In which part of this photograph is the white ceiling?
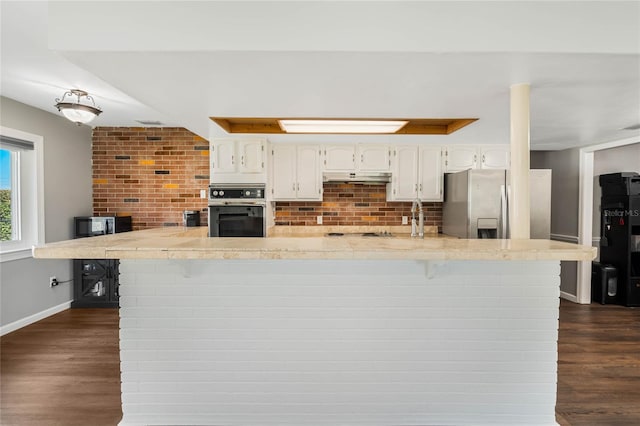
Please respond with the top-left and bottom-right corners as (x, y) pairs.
(1, 1), (639, 150)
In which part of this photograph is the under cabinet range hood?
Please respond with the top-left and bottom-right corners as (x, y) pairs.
(322, 172), (391, 184)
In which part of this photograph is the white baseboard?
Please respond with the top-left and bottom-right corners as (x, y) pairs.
(550, 233), (579, 243)
(1, 301), (71, 336)
(560, 291), (579, 303)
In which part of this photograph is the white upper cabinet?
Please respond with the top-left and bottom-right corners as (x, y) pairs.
(323, 144), (390, 172)
(210, 138), (266, 183)
(388, 145), (443, 201)
(296, 145), (323, 199)
(479, 145), (510, 169)
(211, 139), (237, 174)
(271, 145), (297, 199)
(323, 145), (356, 171)
(444, 145), (478, 172)
(444, 145), (509, 172)
(357, 144), (391, 171)
(271, 144), (322, 201)
(418, 146), (443, 200)
(390, 145), (420, 200)
(238, 139), (266, 173)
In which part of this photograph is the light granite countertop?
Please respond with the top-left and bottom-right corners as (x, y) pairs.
(32, 226), (597, 261)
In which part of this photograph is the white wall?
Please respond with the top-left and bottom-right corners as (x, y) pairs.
(119, 258), (561, 426)
(592, 143), (640, 248)
(0, 96), (92, 332)
(531, 149), (580, 298)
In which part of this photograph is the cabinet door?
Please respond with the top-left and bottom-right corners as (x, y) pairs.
(480, 145), (510, 169)
(271, 145), (297, 200)
(239, 139), (265, 173)
(296, 145), (322, 200)
(418, 146), (443, 201)
(445, 146), (478, 172)
(323, 145), (356, 171)
(358, 144), (390, 171)
(211, 139), (237, 174)
(391, 145), (419, 200)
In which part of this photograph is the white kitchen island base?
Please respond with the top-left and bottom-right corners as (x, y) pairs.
(118, 259), (561, 426)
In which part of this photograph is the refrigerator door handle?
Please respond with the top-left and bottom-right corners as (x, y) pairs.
(500, 184), (508, 238)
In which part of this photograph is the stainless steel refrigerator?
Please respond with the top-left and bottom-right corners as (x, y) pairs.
(443, 169), (551, 239)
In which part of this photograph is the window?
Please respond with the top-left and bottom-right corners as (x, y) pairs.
(0, 127), (44, 262)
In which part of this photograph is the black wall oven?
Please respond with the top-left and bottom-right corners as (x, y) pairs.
(208, 184), (266, 237)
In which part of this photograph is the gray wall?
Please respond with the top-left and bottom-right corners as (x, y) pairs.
(0, 96), (92, 328)
(531, 148), (580, 296)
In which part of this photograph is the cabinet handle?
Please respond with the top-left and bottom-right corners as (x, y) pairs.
(292, 183), (296, 191)
(361, 154), (364, 163)
(473, 154), (477, 164)
(482, 154), (486, 164)
(415, 183), (418, 193)
(231, 155), (235, 165)
(297, 183), (300, 191)
(419, 183), (423, 192)
(353, 154), (355, 163)
(241, 155), (245, 165)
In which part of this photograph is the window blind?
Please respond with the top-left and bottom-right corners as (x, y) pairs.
(0, 135), (34, 151)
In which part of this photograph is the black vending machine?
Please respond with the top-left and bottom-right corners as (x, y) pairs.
(71, 216), (132, 308)
(598, 173), (640, 307)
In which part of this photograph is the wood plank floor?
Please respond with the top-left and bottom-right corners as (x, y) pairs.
(1, 308), (121, 426)
(556, 300), (640, 426)
(1, 300), (639, 425)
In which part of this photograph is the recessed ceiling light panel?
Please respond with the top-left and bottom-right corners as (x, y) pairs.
(278, 119), (408, 134)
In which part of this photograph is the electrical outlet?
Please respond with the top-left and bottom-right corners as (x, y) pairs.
(317, 216), (323, 225)
(402, 216), (408, 225)
(200, 189), (207, 198)
(49, 276), (58, 287)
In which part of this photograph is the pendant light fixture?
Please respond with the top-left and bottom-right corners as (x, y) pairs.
(54, 89), (102, 125)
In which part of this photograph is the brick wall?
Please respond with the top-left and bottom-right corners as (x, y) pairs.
(92, 127), (209, 230)
(275, 183), (443, 230)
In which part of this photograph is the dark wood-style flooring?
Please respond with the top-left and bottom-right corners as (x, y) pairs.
(1, 309), (121, 426)
(1, 300), (639, 426)
(556, 300), (640, 426)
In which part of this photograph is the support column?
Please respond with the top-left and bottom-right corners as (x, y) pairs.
(509, 83), (531, 239)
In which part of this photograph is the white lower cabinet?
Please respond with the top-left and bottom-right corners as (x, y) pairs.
(271, 145), (322, 201)
(388, 145), (443, 201)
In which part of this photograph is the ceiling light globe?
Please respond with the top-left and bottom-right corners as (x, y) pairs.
(60, 107), (98, 125)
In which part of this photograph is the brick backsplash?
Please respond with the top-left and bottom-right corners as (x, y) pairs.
(275, 183), (443, 230)
(92, 128), (443, 231)
(92, 127), (209, 230)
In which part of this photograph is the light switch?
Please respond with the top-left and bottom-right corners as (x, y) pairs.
(402, 216), (408, 225)
(200, 189), (207, 198)
(317, 216), (323, 225)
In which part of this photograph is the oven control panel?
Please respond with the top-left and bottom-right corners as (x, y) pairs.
(209, 184), (265, 200)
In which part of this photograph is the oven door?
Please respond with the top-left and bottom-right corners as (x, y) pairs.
(208, 205), (265, 237)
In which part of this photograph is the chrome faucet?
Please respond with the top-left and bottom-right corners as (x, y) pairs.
(411, 198), (424, 238)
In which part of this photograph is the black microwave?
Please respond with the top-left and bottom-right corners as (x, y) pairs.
(74, 216), (132, 238)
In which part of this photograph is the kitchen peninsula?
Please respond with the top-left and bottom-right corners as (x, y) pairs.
(34, 227), (595, 426)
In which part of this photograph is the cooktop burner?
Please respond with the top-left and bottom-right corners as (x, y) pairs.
(325, 232), (392, 237)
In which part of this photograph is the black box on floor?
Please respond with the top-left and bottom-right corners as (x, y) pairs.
(591, 262), (618, 304)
